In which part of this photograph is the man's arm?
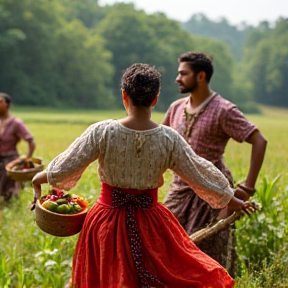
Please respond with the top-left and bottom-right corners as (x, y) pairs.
(235, 130), (267, 201)
(27, 139), (36, 158)
(245, 130), (267, 188)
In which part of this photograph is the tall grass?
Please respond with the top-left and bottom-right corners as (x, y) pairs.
(0, 107), (287, 287)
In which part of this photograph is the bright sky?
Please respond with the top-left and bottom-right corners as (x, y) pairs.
(99, 0), (288, 26)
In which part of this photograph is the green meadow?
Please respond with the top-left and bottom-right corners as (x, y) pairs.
(1, 106), (288, 287)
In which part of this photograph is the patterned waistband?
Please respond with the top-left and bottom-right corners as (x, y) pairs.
(97, 182), (158, 207)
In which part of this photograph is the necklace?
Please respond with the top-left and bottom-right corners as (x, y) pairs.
(183, 93), (216, 139)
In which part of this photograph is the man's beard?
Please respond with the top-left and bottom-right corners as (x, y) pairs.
(179, 82), (198, 94)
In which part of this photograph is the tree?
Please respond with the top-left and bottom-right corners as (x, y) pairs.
(96, 3), (158, 107)
(97, 4), (198, 111)
(241, 18), (288, 107)
(52, 19), (114, 108)
(0, 0), (114, 108)
(182, 13), (252, 62)
(58, 0), (104, 28)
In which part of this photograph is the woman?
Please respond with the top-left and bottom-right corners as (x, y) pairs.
(0, 92), (35, 201)
(32, 63), (253, 287)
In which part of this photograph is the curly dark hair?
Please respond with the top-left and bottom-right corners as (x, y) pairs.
(178, 51), (213, 83)
(121, 63), (161, 107)
(0, 92), (11, 105)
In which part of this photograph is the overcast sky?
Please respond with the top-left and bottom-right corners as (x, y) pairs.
(98, 0), (288, 26)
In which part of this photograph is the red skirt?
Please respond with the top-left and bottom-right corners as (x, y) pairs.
(71, 183), (234, 288)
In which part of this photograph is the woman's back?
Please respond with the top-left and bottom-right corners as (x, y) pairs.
(98, 120), (175, 189)
(47, 119), (178, 190)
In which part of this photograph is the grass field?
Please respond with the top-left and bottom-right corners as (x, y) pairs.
(1, 106), (287, 287)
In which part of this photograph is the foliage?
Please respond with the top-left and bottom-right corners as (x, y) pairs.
(0, 0), (287, 110)
(58, 0), (104, 28)
(96, 3), (194, 111)
(0, 0), (114, 109)
(235, 175), (288, 269)
(182, 13), (253, 61)
(0, 196), (77, 288)
(50, 19), (114, 108)
(241, 19), (288, 107)
(96, 3), (240, 111)
(235, 247), (288, 287)
(96, 3), (160, 107)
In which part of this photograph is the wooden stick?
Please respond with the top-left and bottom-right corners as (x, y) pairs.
(189, 211), (242, 243)
(189, 201), (260, 243)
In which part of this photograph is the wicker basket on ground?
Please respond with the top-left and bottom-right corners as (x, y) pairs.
(6, 157), (43, 182)
(35, 200), (88, 237)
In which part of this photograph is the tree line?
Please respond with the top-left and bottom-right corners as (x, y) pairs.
(0, 0), (287, 112)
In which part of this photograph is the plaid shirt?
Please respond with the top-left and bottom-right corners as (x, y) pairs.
(162, 94), (257, 177)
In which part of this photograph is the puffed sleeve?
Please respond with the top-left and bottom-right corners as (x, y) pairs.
(46, 120), (110, 190)
(170, 133), (234, 209)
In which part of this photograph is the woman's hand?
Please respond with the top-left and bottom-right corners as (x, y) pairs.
(32, 171), (48, 202)
(227, 196), (257, 216)
(218, 194), (259, 220)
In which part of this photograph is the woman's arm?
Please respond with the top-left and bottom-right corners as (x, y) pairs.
(170, 134), (234, 209)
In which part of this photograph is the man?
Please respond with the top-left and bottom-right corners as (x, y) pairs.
(162, 51), (267, 276)
(0, 92), (35, 201)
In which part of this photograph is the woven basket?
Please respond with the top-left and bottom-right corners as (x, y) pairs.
(6, 157), (43, 182)
(35, 200), (88, 237)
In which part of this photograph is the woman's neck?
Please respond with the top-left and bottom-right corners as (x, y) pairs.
(119, 107), (158, 130)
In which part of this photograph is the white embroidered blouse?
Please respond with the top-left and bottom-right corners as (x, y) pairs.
(47, 119), (234, 209)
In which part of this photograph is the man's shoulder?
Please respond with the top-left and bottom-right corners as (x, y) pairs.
(12, 117), (28, 130)
(7, 114), (23, 126)
(10, 116), (34, 138)
(211, 94), (236, 110)
(14, 117), (24, 124)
